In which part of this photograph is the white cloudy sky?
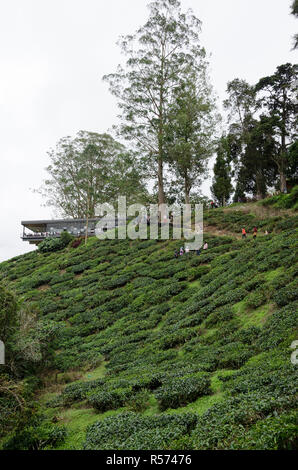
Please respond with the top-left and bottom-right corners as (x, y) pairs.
(0, 0), (296, 262)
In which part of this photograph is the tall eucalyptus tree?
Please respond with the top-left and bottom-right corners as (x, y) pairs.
(103, 0), (207, 208)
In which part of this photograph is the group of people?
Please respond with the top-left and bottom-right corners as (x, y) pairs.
(174, 242), (208, 258)
(242, 227), (269, 240)
(173, 225), (270, 259)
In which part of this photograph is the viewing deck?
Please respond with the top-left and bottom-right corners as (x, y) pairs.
(21, 217), (125, 245)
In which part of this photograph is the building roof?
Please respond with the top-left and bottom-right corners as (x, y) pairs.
(21, 217), (125, 232)
(22, 218), (102, 225)
(21, 218), (101, 232)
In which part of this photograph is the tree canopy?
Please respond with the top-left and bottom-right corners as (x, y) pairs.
(39, 131), (147, 218)
(103, 0), (210, 207)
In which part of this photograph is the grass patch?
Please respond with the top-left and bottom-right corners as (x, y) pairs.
(234, 300), (275, 328)
(82, 362), (107, 381)
(264, 268), (284, 281)
(189, 279), (201, 289)
(210, 369), (235, 394)
(165, 393), (224, 416)
(56, 408), (100, 450)
(143, 395), (160, 416)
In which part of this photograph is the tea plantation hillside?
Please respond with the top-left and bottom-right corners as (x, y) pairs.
(0, 205), (297, 450)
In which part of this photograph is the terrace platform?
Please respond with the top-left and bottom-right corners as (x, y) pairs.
(21, 217), (124, 245)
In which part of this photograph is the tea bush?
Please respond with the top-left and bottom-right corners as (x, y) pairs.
(38, 232), (73, 253)
(0, 206), (297, 450)
(84, 412), (198, 450)
(88, 388), (133, 412)
(154, 374), (211, 410)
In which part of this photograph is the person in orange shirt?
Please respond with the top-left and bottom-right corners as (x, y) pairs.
(242, 228), (247, 239)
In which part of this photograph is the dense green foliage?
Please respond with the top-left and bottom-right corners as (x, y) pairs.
(0, 206), (297, 450)
(260, 186), (298, 210)
(38, 231), (74, 253)
(38, 131), (147, 218)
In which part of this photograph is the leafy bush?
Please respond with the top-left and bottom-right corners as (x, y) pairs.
(236, 413), (298, 450)
(261, 186), (298, 210)
(0, 207), (297, 450)
(246, 288), (267, 308)
(88, 388), (133, 412)
(84, 412), (197, 450)
(272, 281), (298, 306)
(126, 389), (151, 412)
(154, 374), (211, 411)
(38, 232), (73, 253)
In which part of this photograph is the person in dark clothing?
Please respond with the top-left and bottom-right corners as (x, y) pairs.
(174, 249), (179, 259)
(211, 201), (214, 209)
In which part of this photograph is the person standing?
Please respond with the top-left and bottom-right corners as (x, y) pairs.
(203, 242), (208, 250)
(242, 228), (247, 239)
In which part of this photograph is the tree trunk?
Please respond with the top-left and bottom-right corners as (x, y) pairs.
(280, 172), (287, 194)
(280, 89), (288, 194)
(158, 156), (166, 207)
(255, 170), (264, 200)
(184, 174), (190, 205)
(85, 193), (90, 246)
(157, 39), (166, 219)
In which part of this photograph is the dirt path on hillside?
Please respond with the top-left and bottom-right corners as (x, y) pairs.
(222, 203), (292, 219)
(203, 225), (241, 239)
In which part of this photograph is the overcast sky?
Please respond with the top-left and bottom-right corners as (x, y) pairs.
(0, 0), (296, 262)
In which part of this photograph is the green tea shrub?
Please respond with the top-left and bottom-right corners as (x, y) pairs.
(273, 282), (298, 306)
(88, 387), (133, 412)
(246, 288), (267, 308)
(242, 274), (265, 292)
(84, 412), (197, 450)
(126, 389), (151, 412)
(160, 328), (197, 350)
(131, 374), (163, 392)
(38, 232), (73, 253)
(62, 378), (106, 404)
(256, 302), (298, 350)
(154, 374), (211, 410)
(2, 409), (67, 450)
(205, 306), (234, 327)
(236, 413), (298, 450)
(261, 186), (298, 211)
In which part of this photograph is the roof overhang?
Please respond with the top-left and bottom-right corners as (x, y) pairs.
(21, 218), (105, 233)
